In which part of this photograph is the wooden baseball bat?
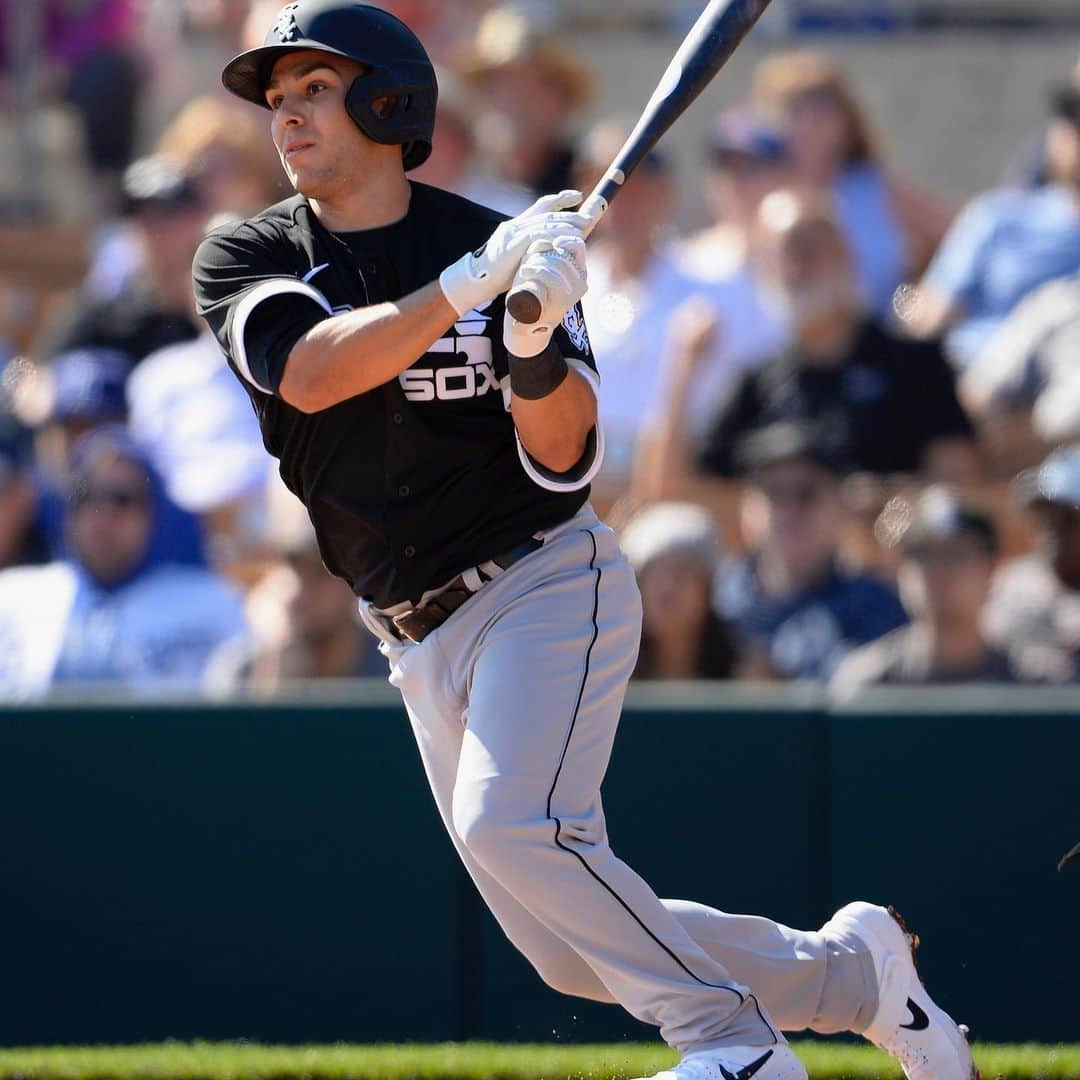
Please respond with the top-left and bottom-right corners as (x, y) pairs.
(505, 0), (774, 325)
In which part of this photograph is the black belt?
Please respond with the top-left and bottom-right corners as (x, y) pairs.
(370, 537), (544, 644)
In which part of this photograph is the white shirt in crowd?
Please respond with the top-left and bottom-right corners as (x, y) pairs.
(0, 562), (249, 701)
(582, 244), (786, 483)
(127, 330), (271, 515)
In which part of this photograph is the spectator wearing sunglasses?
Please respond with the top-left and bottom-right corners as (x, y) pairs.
(714, 422), (907, 681)
(831, 488), (1059, 697)
(0, 429), (247, 700)
(22, 347), (206, 569)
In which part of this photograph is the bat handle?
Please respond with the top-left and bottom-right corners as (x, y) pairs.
(505, 190), (611, 325)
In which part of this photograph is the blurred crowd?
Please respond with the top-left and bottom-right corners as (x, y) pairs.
(0, 0), (1078, 700)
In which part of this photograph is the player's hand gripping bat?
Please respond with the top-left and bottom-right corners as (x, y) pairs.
(505, 0), (774, 325)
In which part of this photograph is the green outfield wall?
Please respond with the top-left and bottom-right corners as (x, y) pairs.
(1, 685), (1077, 1047)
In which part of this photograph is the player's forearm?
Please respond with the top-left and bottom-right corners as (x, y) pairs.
(511, 369), (597, 474)
(280, 281), (455, 413)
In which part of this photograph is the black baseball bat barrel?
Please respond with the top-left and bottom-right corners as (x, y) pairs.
(505, 0), (773, 325)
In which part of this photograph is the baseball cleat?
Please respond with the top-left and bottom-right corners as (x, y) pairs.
(630, 1044), (807, 1080)
(823, 901), (979, 1080)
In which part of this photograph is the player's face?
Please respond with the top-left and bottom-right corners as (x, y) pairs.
(266, 51), (376, 197)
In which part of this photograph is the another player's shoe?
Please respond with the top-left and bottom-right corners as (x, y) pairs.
(630, 1044), (807, 1080)
(824, 901), (979, 1080)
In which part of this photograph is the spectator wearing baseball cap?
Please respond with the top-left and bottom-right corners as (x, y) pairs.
(907, 82), (1080, 368)
(0, 429), (247, 700)
(17, 347), (207, 571)
(641, 109), (791, 467)
(695, 191), (979, 483)
(621, 502), (739, 680)
(983, 446), (1080, 682)
(27, 347), (132, 487)
(43, 156), (205, 365)
(831, 487), (1061, 697)
(681, 106), (792, 283)
(713, 421), (907, 681)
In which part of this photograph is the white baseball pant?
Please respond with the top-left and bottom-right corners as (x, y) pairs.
(359, 504), (877, 1053)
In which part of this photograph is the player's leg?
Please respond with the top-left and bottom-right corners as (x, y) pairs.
(368, 602), (624, 1005)
(443, 520), (800, 1071)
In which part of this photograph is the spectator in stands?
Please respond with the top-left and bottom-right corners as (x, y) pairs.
(752, 50), (952, 315)
(831, 488), (1058, 695)
(0, 1), (145, 216)
(410, 69), (531, 216)
(665, 108), (791, 431)
(237, 477), (385, 688)
(681, 106), (793, 283)
(157, 96), (286, 216)
(577, 123), (781, 492)
(19, 348), (206, 569)
(960, 273), (1080, 472)
(907, 83), (1080, 368)
(621, 502), (739, 680)
(44, 156), (205, 364)
(0, 429), (48, 571)
(460, 6), (592, 199)
(0, 429), (247, 700)
(714, 422), (907, 682)
(694, 191), (979, 482)
(126, 314), (271, 570)
(26, 347), (132, 492)
(983, 446), (1080, 683)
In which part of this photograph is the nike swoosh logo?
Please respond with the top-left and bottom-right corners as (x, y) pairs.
(302, 262), (330, 283)
(719, 1049), (773, 1080)
(900, 998), (930, 1031)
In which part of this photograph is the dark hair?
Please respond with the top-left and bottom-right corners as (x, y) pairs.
(633, 611), (739, 680)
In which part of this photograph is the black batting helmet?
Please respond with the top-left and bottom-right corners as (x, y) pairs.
(221, 0), (438, 170)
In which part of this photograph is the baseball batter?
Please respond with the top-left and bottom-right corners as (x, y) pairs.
(194, 4), (977, 1079)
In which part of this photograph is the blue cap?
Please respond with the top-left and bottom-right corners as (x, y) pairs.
(708, 107), (789, 163)
(46, 348), (133, 424)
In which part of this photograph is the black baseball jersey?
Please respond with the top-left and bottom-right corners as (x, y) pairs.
(192, 181), (601, 609)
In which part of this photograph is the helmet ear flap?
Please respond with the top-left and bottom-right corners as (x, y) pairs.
(344, 67), (435, 170)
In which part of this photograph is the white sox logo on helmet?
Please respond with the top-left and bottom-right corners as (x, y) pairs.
(273, 3), (302, 41)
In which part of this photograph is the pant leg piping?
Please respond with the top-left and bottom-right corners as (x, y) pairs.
(544, 528), (760, 1015)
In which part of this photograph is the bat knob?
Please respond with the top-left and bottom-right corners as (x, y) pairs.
(506, 283), (544, 325)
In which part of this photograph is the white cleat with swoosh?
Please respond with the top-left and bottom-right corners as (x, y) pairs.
(824, 902), (980, 1080)
(630, 1044), (807, 1080)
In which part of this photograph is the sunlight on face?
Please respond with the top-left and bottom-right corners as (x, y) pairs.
(265, 51), (377, 199)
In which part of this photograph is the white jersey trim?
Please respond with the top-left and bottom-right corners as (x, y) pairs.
(514, 358), (605, 493)
(229, 278), (334, 394)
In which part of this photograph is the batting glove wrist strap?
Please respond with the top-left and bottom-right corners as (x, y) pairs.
(438, 189), (589, 316)
(508, 340), (569, 400)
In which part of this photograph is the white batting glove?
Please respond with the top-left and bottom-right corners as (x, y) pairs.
(503, 235), (589, 358)
(438, 190), (590, 317)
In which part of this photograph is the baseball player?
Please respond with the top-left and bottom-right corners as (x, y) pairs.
(193, 4), (977, 1079)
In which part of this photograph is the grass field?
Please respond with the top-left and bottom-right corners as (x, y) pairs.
(0, 1042), (1078, 1080)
